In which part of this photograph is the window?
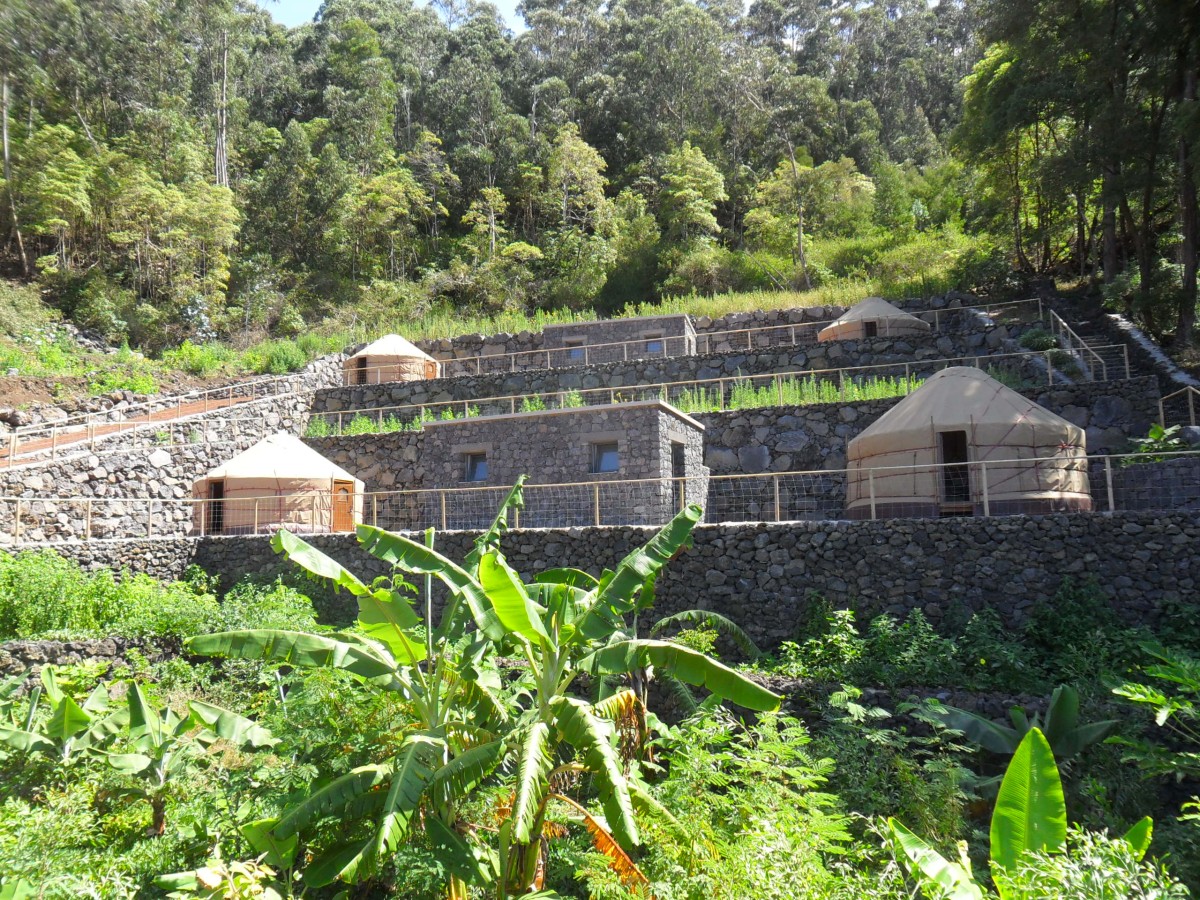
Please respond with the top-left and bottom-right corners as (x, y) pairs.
(463, 452), (488, 482)
(565, 339), (585, 362)
(863, 321), (878, 338)
(644, 333), (664, 354)
(591, 441), (619, 474)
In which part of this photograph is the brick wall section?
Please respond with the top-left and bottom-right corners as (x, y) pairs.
(46, 511), (1200, 650)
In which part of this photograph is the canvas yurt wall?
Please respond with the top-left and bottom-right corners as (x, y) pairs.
(343, 334), (440, 385)
(192, 433), (365, 535)
(818, 297), (932, 342)
(844, 367), (1091, 519)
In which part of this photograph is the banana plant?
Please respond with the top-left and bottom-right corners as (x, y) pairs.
(105, 682), (277, 836)
(0, 665), (114, 764)
(359, 496), (779, 896)
(186, 481), (530, 897)
(889, 728), (1153, 900)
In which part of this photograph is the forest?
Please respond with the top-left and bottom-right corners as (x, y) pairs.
(0, 0), (1196, 356)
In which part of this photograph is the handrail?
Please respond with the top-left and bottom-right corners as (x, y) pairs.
(417, 297), (1048, 381)
(1049, 310), (1110, 381)
(1159, 385), (1200, 427)
(4, 448), (1195, 543)
(313, 343), (1133, 435)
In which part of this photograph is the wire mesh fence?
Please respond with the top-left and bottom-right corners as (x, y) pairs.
(2, 450), (1197, 547)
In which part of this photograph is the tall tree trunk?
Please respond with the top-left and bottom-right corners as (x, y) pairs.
(784, 140), (811, 290)
(1102, 166), (1119, 284)
(214, 31), (229, 188)
(1178, 68), (1198, 346)
(2, 73), (29, 275)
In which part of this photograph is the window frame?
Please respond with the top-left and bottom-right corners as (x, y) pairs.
(590, 440), (620, 474)
(463, 451), (489, 483)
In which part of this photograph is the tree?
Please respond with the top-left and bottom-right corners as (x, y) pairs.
(658, 140), (727, 244)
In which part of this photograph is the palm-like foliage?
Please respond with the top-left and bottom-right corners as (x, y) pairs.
(186, 478), (779, 897)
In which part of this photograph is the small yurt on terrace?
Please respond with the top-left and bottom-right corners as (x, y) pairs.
(343, 334), (440, 385)
(192, 433), (364, 535)
(818, 297), (932, 342)
(843, 367), (1091, 519)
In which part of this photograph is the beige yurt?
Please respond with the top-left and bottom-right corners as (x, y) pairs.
(343, 334), (440, 385)
(192, 433), (364, 535)
(818, 297), (932, 342)
(844, 367), (1091, 519)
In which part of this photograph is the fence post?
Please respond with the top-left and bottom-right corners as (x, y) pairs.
(513, 503), (521, 530)
(868, 470), (877, 520)
(85, 499), (92, 540)
(440, 491), (447, 530)
(773, 475), (781, 521)
(1191, 390), (1197, 427)
(51, 426), (57, 458)
(776, 374), (784, 406)
(593, 482), (601, 526)
(1045, 351), (1054, 385)
(980, 462), (990, 516)
(623, 343), (628, 362)
(146, 500), (153, 538)
(1105, 456), (1116, 512)
(13, 498), (20, 541)
(1038, 297), (1043, 321)
(8, 432), (15, 467)
(372, 494), (378, 527)
(838, 369), (845, 401)
(1123, 344), (1130, 380)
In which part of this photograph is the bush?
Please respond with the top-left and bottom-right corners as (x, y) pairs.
(251, 340), (307, 375)
(160, 340), (233, 376)
(1019, 327), (1058, 351)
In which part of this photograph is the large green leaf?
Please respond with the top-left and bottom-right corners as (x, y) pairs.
(1122, 816), (1154, 861)
(0, 726), (55, 754)
(188, 700), (277, 749)
(573, 505), (701, 643)
(478, 551), (548, 644)
(186, 630), (398, 682)
(240, 817), (298, 868)
(356, 592), (428, 668)
(462, 476), (527, 574)
(303, 839), (373, 888)
(889, 818), (983, 900)
(126, 683), (164, 752)
(425, 814), (500, 883)
(534, 568), (600, 589)
(579, 639), (780, 711)
(356, 525), (506, 642)
(650, 609), (763, 659)
(990, 728), (1066, 875)
(106, 752), (154, 775)
(510, 720), (554, 843)
(427, 740), (504, 802)
(551, 696), (638, 849)
(272, 529), (371, 595)
(45, 695), (91, 742)
(364, 733), (444, 876)
(275, 764), (394, 838)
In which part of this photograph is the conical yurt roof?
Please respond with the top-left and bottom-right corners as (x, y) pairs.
(849, 367), (1084, 458)
(204, 433), (359, 482)
(349, 333), (435, 361)
(831, 297), (926, 327)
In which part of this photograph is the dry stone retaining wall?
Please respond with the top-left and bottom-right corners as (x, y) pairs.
(45, 511), (1200, 650)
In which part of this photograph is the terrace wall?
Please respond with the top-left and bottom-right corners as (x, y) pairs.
(46, 510), (1200, 650)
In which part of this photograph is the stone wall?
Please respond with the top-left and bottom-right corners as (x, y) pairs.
(48, 511), (1200, 650)
(311, 324), (1020, 421)
(0, 391), (314, 546)
(1110, 457), (1200, 511)
(0, 636), (173, 681)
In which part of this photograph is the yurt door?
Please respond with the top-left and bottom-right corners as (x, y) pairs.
(356, 357), (368, 385)
(332, 481), (355, 532)
(207, 481), (225, 535)
(938, 431), (971, 512)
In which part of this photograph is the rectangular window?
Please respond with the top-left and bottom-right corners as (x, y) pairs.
(671, 442), (686, 479)
(565, 339), (585, 362)
(939, 430), (970, 504)
(863, 321), (878, 338)
(644, 334), (664, 354)
(463, 452), (488, 482)
(591, 441), (619, 474)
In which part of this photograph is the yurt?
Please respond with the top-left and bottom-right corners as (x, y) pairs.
(343, 334), (440, 385)
(192, 433), (364, 535)
(843, 367), (1091, 519)
(817, 297), (932, 342)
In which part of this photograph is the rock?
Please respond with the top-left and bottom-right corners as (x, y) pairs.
(148, 449), (172, 468)
(737, 445), (771, 474)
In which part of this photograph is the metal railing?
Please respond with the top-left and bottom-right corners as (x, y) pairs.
(3, 449), (1196, 546)
(1160, 386), (1200, 428)
(1049, 310), (1118, 382)
(310, 343), (1133, 436)
(422, 297), (1048, 380)
(1, 370), (323, 468)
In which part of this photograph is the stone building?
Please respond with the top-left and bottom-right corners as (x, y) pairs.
(541, 314), (696, 366)
(379, 401), (708, 530)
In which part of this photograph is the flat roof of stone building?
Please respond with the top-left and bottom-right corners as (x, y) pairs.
(422, 399), (705, 431)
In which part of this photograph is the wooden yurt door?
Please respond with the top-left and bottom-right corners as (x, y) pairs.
(332, 481), (355, 532)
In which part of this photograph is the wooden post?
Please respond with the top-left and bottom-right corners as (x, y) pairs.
(85, 498), (92, 540)
(776, 374), (784, 406)
(7, 432), (15, 468)
(1046, 351), (1054, 385)
(868, 470), (877, 520)
(593, 482), (601, 526)
(254, 498), (260, 535)
(1190, 390), (1196, 427)
(439, 491), (447, 530)
(1105, 456), (1116, 511)
(146, 500), (153, 537)
(13, 498), (21, 541)
(773, 475), (781, 521)
(51, 426), (57, 458)
(1123, 345), (1130, 380)
(372, 494), (378, 527)
(980, 462), (990, 516)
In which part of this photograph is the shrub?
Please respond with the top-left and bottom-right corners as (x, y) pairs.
(251, 340), (307, 375)
(160, 340), (232, 376)
(1019, 327), (1058, 351)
